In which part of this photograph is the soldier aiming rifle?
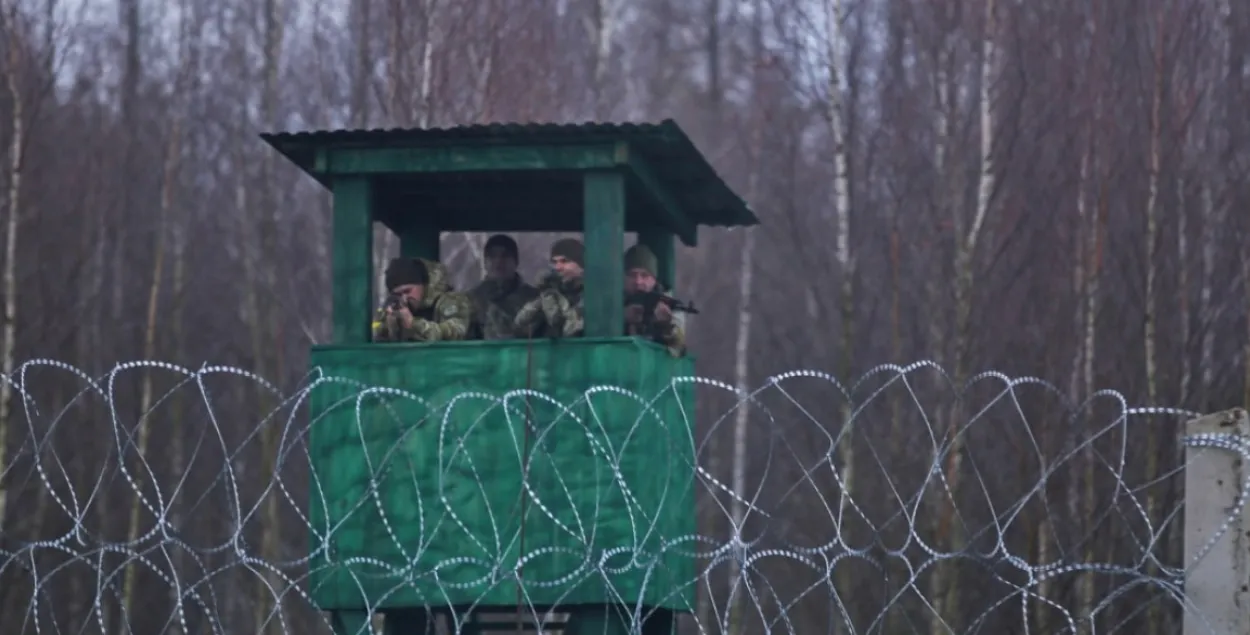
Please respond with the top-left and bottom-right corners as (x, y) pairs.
(622, 244), (689, 356)
(623, 289), (699, 315)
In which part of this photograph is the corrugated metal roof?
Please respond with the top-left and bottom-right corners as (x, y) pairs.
(259, 119), (759, 230)
(260, 120), (678, 145)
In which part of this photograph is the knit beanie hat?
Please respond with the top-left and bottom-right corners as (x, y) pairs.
(624, 244), (658, 276)
(484, 234), (519, 261)
(550, 238), (585, 267)
(384, 257), (429, 291)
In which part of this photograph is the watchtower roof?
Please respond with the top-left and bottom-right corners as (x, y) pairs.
(259, 119), (758, 246)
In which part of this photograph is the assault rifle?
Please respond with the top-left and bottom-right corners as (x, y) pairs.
(624, 289), (699, 315)
(383, 292), (407, 312)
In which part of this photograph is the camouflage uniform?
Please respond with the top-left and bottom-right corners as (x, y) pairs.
(626, 281), (687, 355)
(623, 244), (687, 356)
(515, 271), (584, 338)
(372, 258), (473, 342)
(468, 273), (539, 340)
(515, 238), (585, 338)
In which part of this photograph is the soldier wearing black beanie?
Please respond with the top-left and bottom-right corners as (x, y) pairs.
(384, 257), (429, 291)
(373, 257), (473, 343)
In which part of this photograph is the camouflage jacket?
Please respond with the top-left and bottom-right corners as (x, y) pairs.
(625, 283), (687, 356)
(372, 259), (473, 342)
(468, 274), (540, 340)
(514, 272), (584, 338)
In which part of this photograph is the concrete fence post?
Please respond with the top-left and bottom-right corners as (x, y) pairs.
(1182, 408), (1250, 635)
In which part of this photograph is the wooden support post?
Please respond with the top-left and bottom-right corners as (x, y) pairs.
(1182, 408), (1250, 634)
(638, 228), (675, 290)
(583, 171), (625, 337)
(331, 177), (375, 344)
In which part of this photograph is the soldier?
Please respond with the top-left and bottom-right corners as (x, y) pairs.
(622, 244), (687, 356)
(514, 237), (584, 338)
(373, 257), (473, 342)
(468, 234), (539, 340)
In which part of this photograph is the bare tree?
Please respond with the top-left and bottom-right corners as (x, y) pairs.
(0, 0), (28, 532)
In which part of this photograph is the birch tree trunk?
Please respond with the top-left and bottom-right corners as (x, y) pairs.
(823, 1), (857, 630)
(726, 9), (764, 632)
(253, 1), (286, 631)
(1070, 13), (1106, 625)
(1177, 181), (1190, 402)
(694, 2), (724, 628)
(922, 28), (957, 629)
(1078, 149), (1105, 635)
(931, 3), (996, 630)
(166, 11), (200, 631)
(726, 205), (756, 635)
(1197, 183), (1215, 407)
(923, 26), (954, 633)
(373, 0), (404, 297)
(1054, 133), (1094, 635)
(108, 3), (141, 627)
(1141, 11), (1165, 634)
(583, 0), (617, 119)
(0, 0), (26, 535)
(882, 16), (907, 630)
(123, 103), (181, 632)
(350, 0), (371, 127)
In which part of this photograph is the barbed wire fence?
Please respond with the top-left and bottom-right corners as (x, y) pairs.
(0, 359), (1246, 634)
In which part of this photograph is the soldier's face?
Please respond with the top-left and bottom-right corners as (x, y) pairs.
(394, 284), (425, 305)
(551, 256), (582, 280)
(484, 246), (517, 280)
(625, 268), (656, 293)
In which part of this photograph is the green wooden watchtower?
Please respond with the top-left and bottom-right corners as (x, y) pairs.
(260, 121), (757, 634)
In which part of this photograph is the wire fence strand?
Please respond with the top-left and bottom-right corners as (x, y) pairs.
(0, 358), (1247, 634)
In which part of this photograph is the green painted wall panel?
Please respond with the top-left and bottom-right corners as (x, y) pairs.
(305, 338), (696, 612)
(331, 177), (375, 344)
(582, 172), (625, 337)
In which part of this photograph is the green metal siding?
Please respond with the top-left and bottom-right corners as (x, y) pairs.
(305, 337), (696, 612)
(331, 177), (374, 344)
(582, 172), (626, 337)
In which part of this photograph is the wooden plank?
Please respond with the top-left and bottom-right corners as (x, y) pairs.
(582, 171), (626, 337)
(331, 177), (375, 344)
(319, 144), (619, 175)
(621, 149), (698, 246)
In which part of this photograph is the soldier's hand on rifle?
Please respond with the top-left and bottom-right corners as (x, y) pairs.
(379, 308), (404, 340)
(409, 317), (436, 340)
(625, 304), (645, 325)
(540, 290), (565, 323)
(395, 304), (414, 330)
(653, 302), (672, 323)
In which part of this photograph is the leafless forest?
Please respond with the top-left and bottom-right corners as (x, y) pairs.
(0, 0), (1248, 633)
